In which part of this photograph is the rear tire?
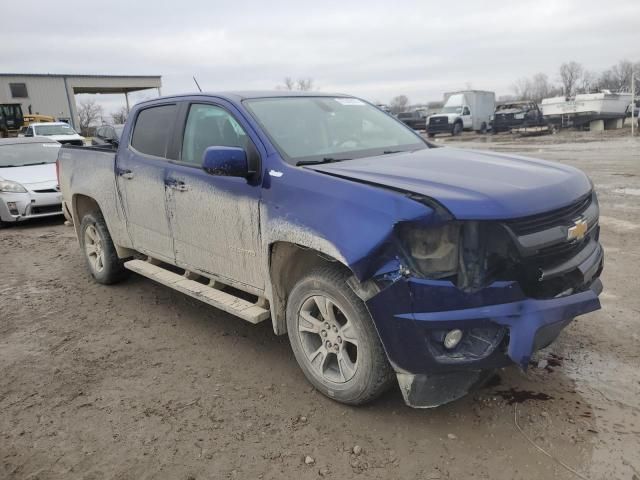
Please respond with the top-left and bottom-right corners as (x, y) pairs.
(79, 211), (129, 284)
(286, 265), (394, 405)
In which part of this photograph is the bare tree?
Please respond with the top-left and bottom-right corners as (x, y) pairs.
(296, 78), (314, 91)
(559, 61), (583, 97)
(277, 77), (315, 91)
(512, 77), (532, 100)
(512, 73), (558, 102)
(578, 70), (597, 94)
(111, 106), (128, 124)
(389, 95), (409, 114)
(598, 60), (640, 94)
(77, 99), (103, 133)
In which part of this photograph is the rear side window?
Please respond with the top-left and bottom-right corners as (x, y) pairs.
(131, 104), (177, 158)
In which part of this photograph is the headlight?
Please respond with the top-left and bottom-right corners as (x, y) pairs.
(0, 180), (27, 193)
(400, 223), (460, 279)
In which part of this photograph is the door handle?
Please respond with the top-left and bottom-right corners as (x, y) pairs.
(118, 169), (134, 180)
(166, 180), (189, 192)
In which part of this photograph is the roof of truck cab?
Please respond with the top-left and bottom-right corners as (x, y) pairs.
(30, 122), (73, 127)
(136, 91), (352, 106)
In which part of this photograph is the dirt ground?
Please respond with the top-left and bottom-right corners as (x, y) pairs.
(1, 130), (639, 480)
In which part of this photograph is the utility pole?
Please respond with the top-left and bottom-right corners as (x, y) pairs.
(632, 73), (635, 137)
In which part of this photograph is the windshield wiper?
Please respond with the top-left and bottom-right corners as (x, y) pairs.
(296, 157), (350, 166)
(21, 162), (48, 166)
(382, 150), (403, 154)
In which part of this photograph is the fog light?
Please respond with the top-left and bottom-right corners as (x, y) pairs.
(444, 329), (463, 349)
(7, 202), (19, 215)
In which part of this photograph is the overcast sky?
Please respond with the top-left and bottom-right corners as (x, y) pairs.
(4, 0), (639, 116)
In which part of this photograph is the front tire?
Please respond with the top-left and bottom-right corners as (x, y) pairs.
(286, 266), (394, 405)
(79, 211), (129, 284)
(452, 122), (463, 136)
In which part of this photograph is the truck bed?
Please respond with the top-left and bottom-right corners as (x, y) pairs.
(57, 144), (131, 250)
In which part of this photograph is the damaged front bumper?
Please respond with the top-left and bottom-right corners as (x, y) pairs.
(365, 271), (602, 408)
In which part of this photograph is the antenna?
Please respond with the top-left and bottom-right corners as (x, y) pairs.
(193, 76), (203, 93)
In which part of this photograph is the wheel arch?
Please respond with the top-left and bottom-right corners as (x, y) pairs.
(268, 241), (354, 335)
(71, 194), (134, 259)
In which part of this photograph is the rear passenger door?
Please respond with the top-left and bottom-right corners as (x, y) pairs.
(116, 103), (178, 262)
(164, 101), (264, 290)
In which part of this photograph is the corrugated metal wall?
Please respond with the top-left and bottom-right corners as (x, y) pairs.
(0, 75), (161, 130)
(0, 76), (72, 123)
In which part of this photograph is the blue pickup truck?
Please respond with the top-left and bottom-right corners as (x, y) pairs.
(58, 92), (603, 408)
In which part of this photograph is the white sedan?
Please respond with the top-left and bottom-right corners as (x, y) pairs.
(0, 137), (64, 226)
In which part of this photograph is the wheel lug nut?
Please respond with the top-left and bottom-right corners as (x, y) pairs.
(337, 337), (342, 344)
(325, 341), (332, 349)
(321, 330), (327, 337)
(332, 326), (338, 332)
(325, 323), (330, 329)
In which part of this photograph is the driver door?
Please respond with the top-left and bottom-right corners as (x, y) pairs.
(461, 106), (472, 129)
(164, 101), (264, 290)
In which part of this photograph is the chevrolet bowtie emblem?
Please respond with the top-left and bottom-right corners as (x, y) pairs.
(567, 219), (588, 241)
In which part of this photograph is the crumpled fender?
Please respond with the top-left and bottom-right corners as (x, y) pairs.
(260, 158), (439, 281)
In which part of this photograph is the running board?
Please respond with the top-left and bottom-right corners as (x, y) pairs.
(124, 259), (270, 324)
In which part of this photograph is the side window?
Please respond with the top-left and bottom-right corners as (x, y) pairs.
(10, 83), (28, 98)
(463, 107), (471, 115)
(131, 104), (177, 158)
(26, 126), (33, 136)
(181, 104), (249, 165)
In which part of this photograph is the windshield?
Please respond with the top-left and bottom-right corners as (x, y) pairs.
(441, 106), (463, 114)
(35, 124), (77, 136)
(244, 97), (427, 164)
(0, 142), (61, 167)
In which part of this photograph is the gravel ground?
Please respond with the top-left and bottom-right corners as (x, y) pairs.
(1, 130), (639, 479)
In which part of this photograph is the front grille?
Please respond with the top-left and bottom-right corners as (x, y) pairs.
(492, 195), (600, 299)
(513, 227), (600, 298)
(31, 204), (62, 215)
(429, 117), (448, 125)
(506, 193), (592, 235)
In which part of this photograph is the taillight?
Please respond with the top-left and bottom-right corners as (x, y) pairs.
(56, 158), (60, 187)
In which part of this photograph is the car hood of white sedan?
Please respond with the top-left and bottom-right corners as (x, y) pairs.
(0, 163), (57, 185)
(46, 134), (85, 142)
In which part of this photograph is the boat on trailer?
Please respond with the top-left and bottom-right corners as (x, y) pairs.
(541, 91), (632, 129)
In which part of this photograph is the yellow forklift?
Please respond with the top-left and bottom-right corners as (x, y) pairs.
(23, 113), (56, 126)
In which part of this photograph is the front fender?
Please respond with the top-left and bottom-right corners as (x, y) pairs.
(260, 159), (439, 281)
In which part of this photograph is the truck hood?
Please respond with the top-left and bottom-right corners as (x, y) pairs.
(0, 163), (57, 185)
(430, 113), (457, 121)
(306, 148), (592, 220)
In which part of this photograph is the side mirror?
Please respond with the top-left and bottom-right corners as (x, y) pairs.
(202, 146), (249, 177)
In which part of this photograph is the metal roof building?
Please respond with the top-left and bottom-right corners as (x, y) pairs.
(0, 73), (162, 130)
